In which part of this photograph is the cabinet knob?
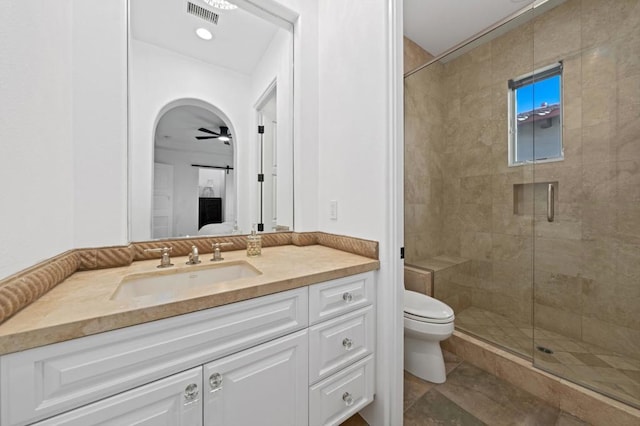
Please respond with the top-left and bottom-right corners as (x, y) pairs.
(342, 392), (354, 407)
(342, 337), (353, 350)
(184, 383), (199, 404)
(209, 372), (223, 391)
(342, 292), (353, 303)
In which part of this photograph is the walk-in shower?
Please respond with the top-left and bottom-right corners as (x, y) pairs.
(404, 0), (639, 409)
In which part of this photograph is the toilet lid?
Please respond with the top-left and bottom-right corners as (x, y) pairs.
(404, 290), (454, 321)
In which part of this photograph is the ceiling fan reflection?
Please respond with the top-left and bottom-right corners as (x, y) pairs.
(196, 126), (232, 144)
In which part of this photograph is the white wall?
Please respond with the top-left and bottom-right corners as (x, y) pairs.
(72, 0), (128, 248)
(0, 0), (75, 279)
(315, 1), (404, 425)
(0, 0), (129, 279)
(269, 1), (404, 424)
(129, 40), (251, 241)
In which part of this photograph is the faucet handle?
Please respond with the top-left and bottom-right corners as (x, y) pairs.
(187, 245), (201, 265)
(211, 242), (233, 261)
(144, 246), (172, 254)
(144, 246), (173, 268)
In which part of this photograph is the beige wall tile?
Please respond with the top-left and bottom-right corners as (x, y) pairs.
(533, 0), (582, 65)
(582, 278), (640, 330)
(581, 0), (614, 49)
(534, 270), (583, 314)
(581, 84), (616, 128)
(614, 103), (640, 161)
(460, 232), (492, 261)
(404, 267), (432, 296)
(581, 46), (616, 89)
(582, 123), (612, 164)
(404, 36), (434, 74)
(616, 37), (640, 80)
(534, 303), (582, 340)
(534, 238), (583, 277)
(491, 21), (534, 84)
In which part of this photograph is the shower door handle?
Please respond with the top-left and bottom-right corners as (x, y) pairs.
(547, 184), (555, 222)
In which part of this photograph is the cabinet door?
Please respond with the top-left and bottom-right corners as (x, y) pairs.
(204, 330), (308, 426)
(34, 367), (203, 426)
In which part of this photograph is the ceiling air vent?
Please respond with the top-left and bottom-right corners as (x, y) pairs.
(187, 2), (219, 25)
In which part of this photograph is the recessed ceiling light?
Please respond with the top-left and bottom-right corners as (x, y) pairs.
(202, 0), (238, 10)
(196, 28), (213, 40)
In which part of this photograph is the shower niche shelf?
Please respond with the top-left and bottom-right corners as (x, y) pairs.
(513, 181), (558, 216)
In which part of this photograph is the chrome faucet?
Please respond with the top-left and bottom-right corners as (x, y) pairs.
(211, 242), (233, 261)
(144, 246), (174, 268)
(186, 245), (201, 265)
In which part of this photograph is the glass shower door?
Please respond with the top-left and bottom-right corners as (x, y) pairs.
(531, 0), (640, 408)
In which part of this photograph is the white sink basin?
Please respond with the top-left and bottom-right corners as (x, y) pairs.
(111, 261), (261, 300)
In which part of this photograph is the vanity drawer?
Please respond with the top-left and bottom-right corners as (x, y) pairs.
(309, 354), (375, 426)
(33, 367), (203, 426)
(309, 305), (374, 384)
(0, 287), (308, 426)
(308, 272), (375, 325)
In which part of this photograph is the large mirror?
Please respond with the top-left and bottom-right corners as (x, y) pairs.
(128, 0), (294, 240)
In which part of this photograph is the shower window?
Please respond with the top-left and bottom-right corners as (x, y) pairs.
(508, 62), (563, 166)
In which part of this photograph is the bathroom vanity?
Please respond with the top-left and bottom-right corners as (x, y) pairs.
(0, 245), (378, 426)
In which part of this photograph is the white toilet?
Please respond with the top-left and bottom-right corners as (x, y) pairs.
(404, 289), (455, 383)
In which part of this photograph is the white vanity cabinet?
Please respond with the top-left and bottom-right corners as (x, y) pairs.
(33, 367), (204, 426)
(0, 271), (375, 426)
(35, 331), (309, 426)
(203, 330), (309, 426)
(307, 273), (376, 426)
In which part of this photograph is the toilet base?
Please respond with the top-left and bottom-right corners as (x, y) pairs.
(404, 335), (447, 384)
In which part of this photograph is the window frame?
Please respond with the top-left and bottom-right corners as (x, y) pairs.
(508, 62), (564, 167)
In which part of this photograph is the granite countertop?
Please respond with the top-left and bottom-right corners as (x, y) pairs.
(0, 245), (379, 355)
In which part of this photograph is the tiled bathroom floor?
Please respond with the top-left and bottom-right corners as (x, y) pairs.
(456, 306), (640, 408)
(341, 351), (590, 425)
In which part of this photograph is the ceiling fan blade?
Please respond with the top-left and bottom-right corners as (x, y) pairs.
(198, 127), (220, 136)
(196, 136), (218, 140)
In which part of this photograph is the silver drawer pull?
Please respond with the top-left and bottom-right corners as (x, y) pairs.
(342, 292), (353, 303)
(209, 373), (223, 391)
(342, 392), (354, 406)
(184, 383), (199, 404)
(342, 338), (353, 350)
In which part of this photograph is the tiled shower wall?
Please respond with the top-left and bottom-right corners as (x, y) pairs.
(404, 0), (640, 358)
(404, 40), (445, 263)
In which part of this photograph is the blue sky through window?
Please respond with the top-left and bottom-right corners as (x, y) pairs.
(516, 75), (561, 113)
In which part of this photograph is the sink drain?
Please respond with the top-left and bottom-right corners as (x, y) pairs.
(536, 345), (554, 354)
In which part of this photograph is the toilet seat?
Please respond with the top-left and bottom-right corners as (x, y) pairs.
(404, 290), (454, 323)
(404, 311), (454, 324)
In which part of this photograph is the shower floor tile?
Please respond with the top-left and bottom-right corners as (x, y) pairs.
(455, 306), (640, 409)
(455, 306), (533, 357)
